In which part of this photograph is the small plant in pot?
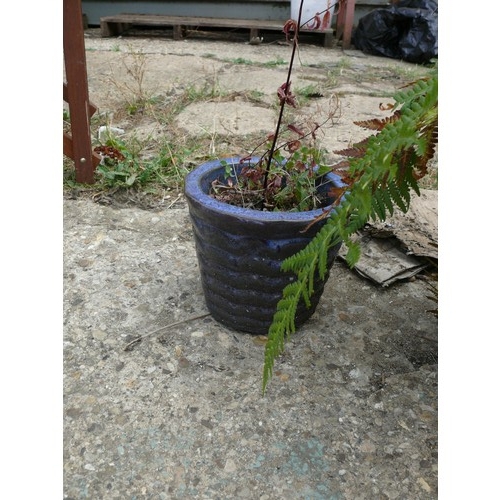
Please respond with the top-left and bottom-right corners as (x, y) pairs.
(184, 1), (343, 336)
(184, 0), (438, 392)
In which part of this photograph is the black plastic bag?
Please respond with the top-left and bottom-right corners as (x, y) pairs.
(352, 0), (438, 64)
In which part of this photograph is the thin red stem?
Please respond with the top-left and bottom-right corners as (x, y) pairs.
(261, 0), (304, 205)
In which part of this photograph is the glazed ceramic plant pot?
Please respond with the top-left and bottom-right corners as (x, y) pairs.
(184, 157), (343, 335)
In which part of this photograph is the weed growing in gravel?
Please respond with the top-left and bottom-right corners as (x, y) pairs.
(248, 90), (265, 100)
(108, 47), (158, 115)
(185, 81), (227, 102)
(325, 57), (352, 84)
(229, 57), (254, 65)
(64, 56), (243, 199)
(295, 84), (324, 101)
(114, 138), (196, 189)
(262, 57), (288, 67)
(64, 130), (200, 196)
(225, 56), (287, 68)
(387, 63), (430, 80)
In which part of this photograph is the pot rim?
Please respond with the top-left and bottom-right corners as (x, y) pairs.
(184, 157), (345, 222)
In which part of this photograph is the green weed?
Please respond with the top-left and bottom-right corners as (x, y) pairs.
(229, 57), (254, 65)
(91, 136), (200, 191)
(295, 84), (323, 101)
(263, 57), (287, 67)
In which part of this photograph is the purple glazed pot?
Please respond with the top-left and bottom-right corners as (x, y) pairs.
(184, 157), (343, 335)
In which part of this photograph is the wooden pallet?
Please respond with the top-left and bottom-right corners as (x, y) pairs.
(100, 14), (334, 48)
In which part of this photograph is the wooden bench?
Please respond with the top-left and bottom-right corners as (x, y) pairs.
(100, 14), (335, 47)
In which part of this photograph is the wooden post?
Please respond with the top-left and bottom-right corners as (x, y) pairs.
(336, 0), (356, 49)
(341, 0), (355, 49)
(63, 0), (99, 183)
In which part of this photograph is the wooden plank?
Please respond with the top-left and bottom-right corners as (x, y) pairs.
(63, 83), (97, 117)
(100, 14), (334, 46)
(101, 14), (285, 32)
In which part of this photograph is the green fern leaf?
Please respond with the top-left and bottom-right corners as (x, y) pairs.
(262, 73), (438, 392)
(380, 184), (394, 217)
(371, 189), (388, 221)
(344, 240), (361, 268)
(388, 179), (409, 212)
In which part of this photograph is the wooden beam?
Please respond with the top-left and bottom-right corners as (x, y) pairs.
(336, 0), (356, 49)
(100, 14), (334, 46)
(63, 0), (98, 183)
(63, 83), (97, 117)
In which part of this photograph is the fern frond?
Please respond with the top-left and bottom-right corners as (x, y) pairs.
(343, 239), (362, 268)
(388, 178), (410, 212)
(353, 111), (401, 131)
(372, 188), (390, 221)
(333, 145), (366, 158)
(262, 74), (438, 393)
(379, 181), (395, 217)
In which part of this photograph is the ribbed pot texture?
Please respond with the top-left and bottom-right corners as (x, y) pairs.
(184, 158), (343, 335)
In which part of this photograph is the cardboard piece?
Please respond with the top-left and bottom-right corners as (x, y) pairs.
(338, 189), (437, 286)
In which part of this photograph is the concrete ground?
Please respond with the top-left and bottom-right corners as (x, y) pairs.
(64, 30), (438, 499)
(63, 198), (437, 499)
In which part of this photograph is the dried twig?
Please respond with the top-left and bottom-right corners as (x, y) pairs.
(166, 193), (183, 209)
(123, 312), (211, 351)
